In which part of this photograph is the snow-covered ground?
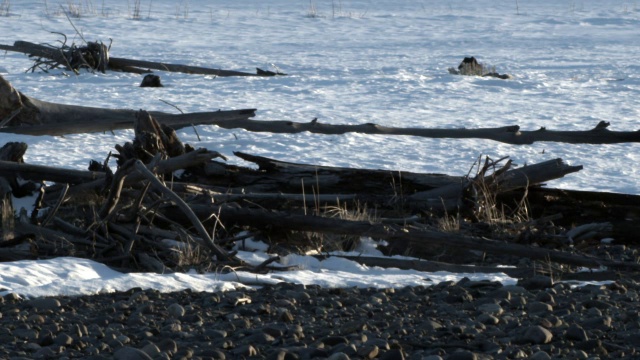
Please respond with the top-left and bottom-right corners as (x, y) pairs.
(0, 0), (637, 297)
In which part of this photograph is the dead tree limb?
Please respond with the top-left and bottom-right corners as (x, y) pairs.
(204, 118), (640, 145)
(0, 41), (281, 77)
(108, 57), (276, 77)
(133, 160), (233, 262)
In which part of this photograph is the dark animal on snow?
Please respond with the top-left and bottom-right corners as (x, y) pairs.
(140, 74), (163, 87)
(458, 56), (479, 70)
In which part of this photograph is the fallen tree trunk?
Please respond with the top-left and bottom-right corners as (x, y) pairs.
(206, 153), (582, 212)
(205, 118), (640, 145)
(224, 151), (464, 194)
(0, 160), (104, 184)
(18, 146), (578, 214)
(0, 74), (256, 136)
(107, 57), (274, 77)
(1, 74), (636, 143)
(0, 41), (281, 77)
(181, 203), (640, 271)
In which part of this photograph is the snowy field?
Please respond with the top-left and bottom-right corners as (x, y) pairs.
(0, 0), (637, 297)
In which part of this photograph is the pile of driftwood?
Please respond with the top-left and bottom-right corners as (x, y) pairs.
(0, 39), (286, 77)
(2, 107), (640, 280)
(1, 74), (640, 281)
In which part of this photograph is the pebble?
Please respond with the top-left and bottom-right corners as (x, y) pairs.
(565, 323), (589, 341)
(521, 325), (553, 344)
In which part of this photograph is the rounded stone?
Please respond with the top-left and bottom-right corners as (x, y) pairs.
(167, 303), (185, 318)
(113, 346), (153, 360)
(28, 298), (61, 311)
(565, 324), (588, 341)
(528, 301), (553, 314)
(478, 303), (504, 316)
(447, 350), (477, 360)
(529, 350), (551, 360)
(522, 325), (553, 344)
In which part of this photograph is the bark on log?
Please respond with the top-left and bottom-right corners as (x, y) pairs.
(0, 41), (279, 77)
(0, 74), (256, 136)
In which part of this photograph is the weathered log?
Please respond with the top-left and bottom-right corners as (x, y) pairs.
(205, 153), (580, 212)
(108, 57), (273, 77)
(180, 204), (640, 271)
(3, 71), (636, 143)
(0, 160), (104, 184)
(510, 187), (640, 246)
(0, 42), (68, 70)
(195, 118), (640, 145)
(41, 147), (228, 204)
(0, 74), (256, 136)
(0, 41), (284, 77)
(408, 158), (583, 211)
(0, 41), (280, 77)
(14, 221), (94, 250)
(174, 182), (359, 205)
(206, 151), (464, 195)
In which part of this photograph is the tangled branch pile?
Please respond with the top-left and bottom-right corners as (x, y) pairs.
(2, 109), (639, 280)
(24, 35), (110, 74)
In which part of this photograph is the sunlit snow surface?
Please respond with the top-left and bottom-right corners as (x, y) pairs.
(0, 0), (637, 297)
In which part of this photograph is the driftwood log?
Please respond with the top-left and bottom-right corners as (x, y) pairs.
(194, 118), (640, 145)
(0, 74), (255, 135)
(1, 73), (636, 142)
(170, 203), (640, 272)
(1, 75), (637, 144)
(0, 40), (284, 77)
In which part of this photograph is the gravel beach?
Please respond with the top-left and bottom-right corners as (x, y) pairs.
(1, 276), (638, 360)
